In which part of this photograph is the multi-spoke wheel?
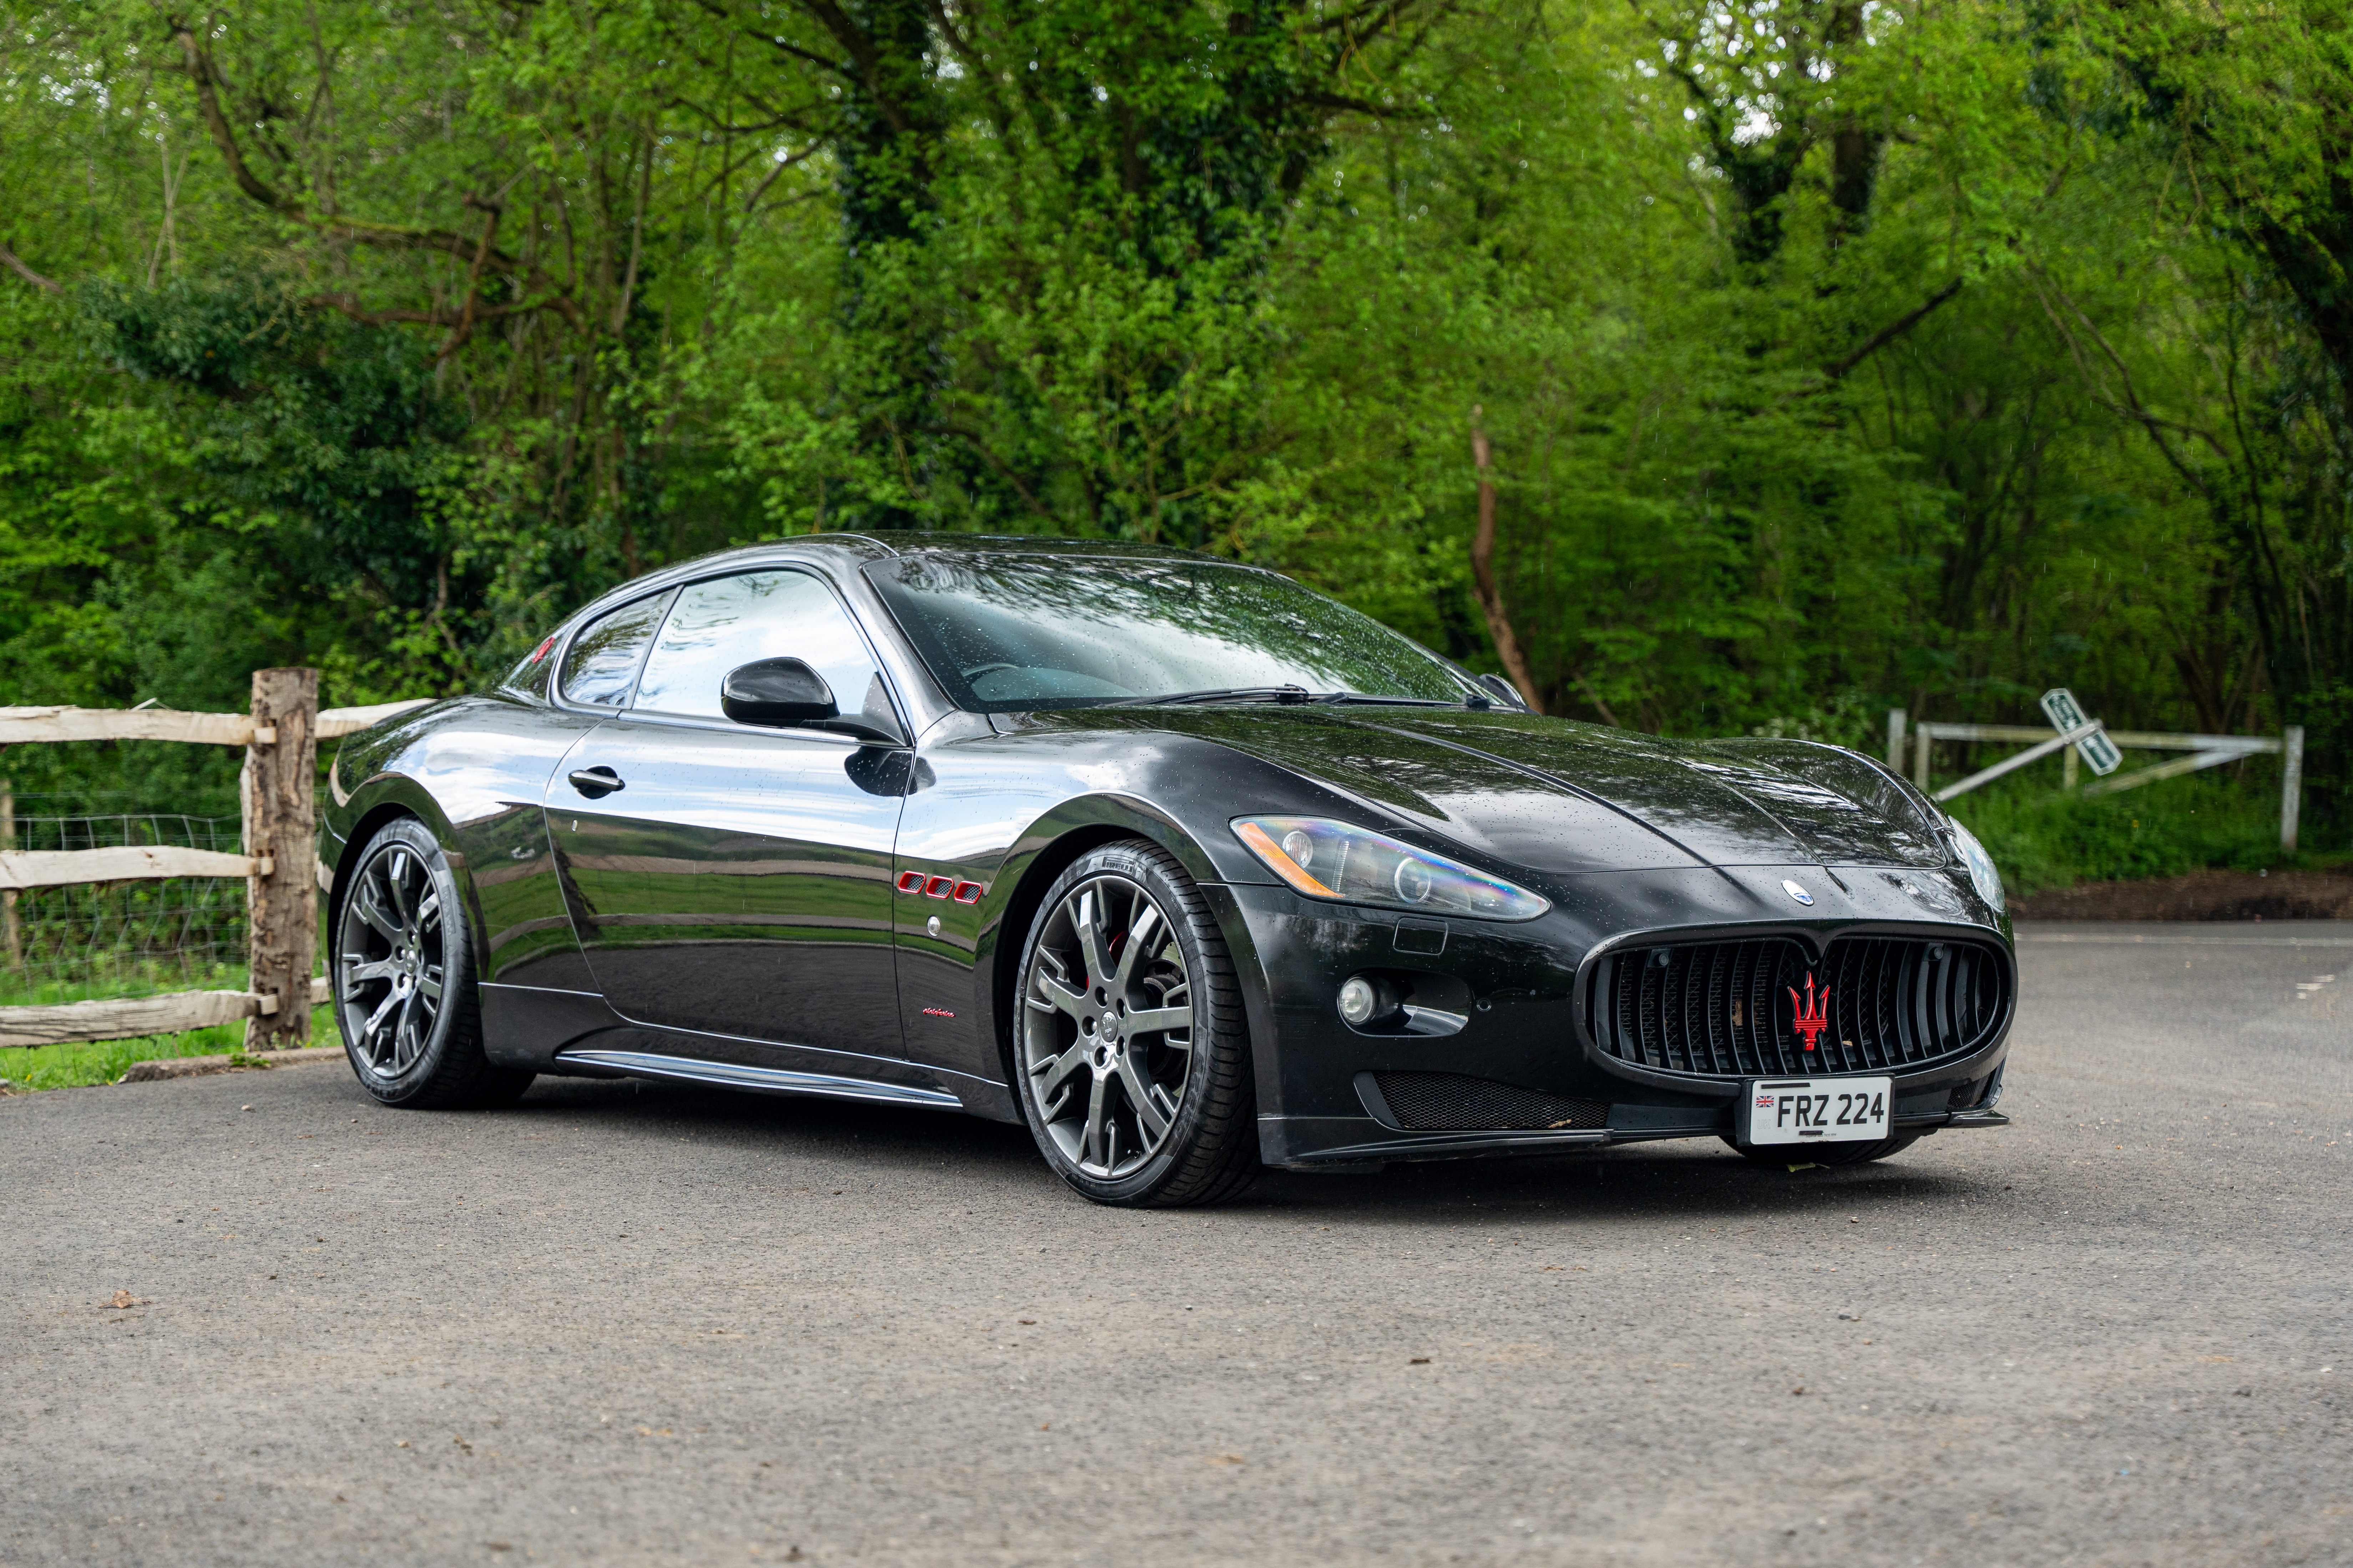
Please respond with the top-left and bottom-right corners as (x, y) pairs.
(339, 837), (446, 1077)
(1014, 841), (1258, 1207)
(333, 818), (531, 1109)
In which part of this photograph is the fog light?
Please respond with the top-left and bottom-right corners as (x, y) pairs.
(1339, 973), (1404, 1028)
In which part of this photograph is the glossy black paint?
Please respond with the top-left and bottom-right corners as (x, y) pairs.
(544, 715), (905, 1055)
(319, 532), (2015, 1171)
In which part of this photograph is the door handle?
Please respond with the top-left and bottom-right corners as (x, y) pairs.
(569, 766), (625, 799)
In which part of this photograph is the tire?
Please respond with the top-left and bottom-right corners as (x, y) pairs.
(1012, 840), (1259, 1207)
(1723, 1132), (1921, 1167)
(332, 817), (534, 1110)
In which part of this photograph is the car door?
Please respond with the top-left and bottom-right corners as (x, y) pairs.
(543, 567), (910, 1059)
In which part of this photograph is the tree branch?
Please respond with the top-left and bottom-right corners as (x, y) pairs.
(172, 23), (586, 334)
(921, 0), (983, 67)
(1468, 406), (1545, 714)
(307, 290), (572, 333)
(2023, 268), (2215, 496)
(920, 423), (1059, 524)
(0, 239), (60, 293)
(742, 140), (826, 212)
(791, 0), (912, 134)
(1823, 275), (1964, 380)
(174, 27), (302, 214)
(684, 0), (852, 79)
(436, 199), (504, 362)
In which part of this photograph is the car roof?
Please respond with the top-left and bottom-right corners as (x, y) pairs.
(666, 531), (1223, 567)
(870, 532), (1218, 563)
(550, 532), (1251, 638)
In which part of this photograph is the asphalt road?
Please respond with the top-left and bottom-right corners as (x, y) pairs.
(5, 921), (2350, 1567)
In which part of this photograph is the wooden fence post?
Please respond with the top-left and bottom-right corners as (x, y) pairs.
(243, 669), (318, 1050)
(2281, 725), (2305, 855)
(1886, 709), (1906, 772)
(1, 777), (18, 973)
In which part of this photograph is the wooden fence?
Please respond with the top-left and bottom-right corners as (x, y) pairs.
(0, 673), (428, 1051)
(1886, 709), (2306, 853)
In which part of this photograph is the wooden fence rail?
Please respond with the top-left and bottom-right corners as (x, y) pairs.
(1886, 709), (2306, 852)
(0, 682), (429, 1052)
(0, 976), (334, 1049)
(0, 697), (426, 747)
(0, 845), (270, 891)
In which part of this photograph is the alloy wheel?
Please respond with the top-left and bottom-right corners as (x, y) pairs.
(1020, 873), (1196, 1179)
(336, 841), (447, 1081)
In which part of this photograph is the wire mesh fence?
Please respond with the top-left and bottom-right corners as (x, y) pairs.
(0, 810), (251, 1007)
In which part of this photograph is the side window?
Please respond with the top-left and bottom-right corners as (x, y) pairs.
(633, 570), (882, 722)
(561, 591), (674, 708)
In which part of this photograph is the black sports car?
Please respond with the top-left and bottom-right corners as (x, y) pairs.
(320, 534), (2014, 1206)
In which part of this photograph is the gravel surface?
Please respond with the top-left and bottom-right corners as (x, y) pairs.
(2013, 869), (2353, 922)
(4, 921), (2348, 1566)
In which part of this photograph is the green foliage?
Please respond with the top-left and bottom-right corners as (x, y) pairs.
(1949, 770), (2298, 899)
(0, 0), (2342, 861)
(85, 275), (469, 607)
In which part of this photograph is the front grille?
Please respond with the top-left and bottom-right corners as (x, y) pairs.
(1372, 1072), (1609, 1132)
(1587, 935), (2008, 1079)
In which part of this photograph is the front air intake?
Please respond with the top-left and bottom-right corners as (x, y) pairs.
(1586, 935), (2009, 1080)
(1371, 1072), (1609, 1132)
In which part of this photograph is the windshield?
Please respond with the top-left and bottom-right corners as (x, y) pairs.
(865, 553), (1483, 713)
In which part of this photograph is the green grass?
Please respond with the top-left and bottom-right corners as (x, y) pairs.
(1943, 767), (2325, 899)
(0, 987), (341, 1093)
(0, 957), (251, 1010)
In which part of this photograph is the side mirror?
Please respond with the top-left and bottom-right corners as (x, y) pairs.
(721, 658), (837, 728)
(1477, 673), (1522, 708)
(812, 671), (910, 747)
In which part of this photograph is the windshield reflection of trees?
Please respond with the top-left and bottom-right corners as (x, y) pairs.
(875, 556), (1467, 704)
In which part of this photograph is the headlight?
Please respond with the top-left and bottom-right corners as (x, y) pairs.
(1232, 816), (1551, 921)
(1949, 818), (2006, 912)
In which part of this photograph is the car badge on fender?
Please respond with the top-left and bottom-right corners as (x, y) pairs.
(1782, 879), (1814, 906)
(1788, 973), (1832, 1052)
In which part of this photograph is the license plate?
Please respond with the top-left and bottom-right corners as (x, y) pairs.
(1737, 1077), (1892, 1146)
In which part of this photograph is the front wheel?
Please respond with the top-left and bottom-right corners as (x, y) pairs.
(333, 817), (533, 1109)
(1013, 841), (1259, 1207)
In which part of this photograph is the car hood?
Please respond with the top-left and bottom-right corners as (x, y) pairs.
(1035, 707), (1952, 875)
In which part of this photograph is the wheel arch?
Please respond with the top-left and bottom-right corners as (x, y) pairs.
(325, 778), (496, 984)
(978, 795), (1239, 1090)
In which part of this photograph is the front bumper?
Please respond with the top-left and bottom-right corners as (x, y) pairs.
(1208, 872), (2015, 1172)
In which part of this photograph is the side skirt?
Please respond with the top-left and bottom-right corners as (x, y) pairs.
(552, 1047), (964, 1112)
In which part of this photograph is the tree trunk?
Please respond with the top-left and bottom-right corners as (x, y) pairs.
(1468, 409), (1544, 714)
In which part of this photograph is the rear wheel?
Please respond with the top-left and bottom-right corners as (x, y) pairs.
(1013, 841), (1258, 1207)
(1723, 1132), (1920, 1167)
(333, 818), (532, 1109)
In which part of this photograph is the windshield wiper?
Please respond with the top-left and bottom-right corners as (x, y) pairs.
(1121, 685), (1321, 705)
(1120, 687), (1498, 709)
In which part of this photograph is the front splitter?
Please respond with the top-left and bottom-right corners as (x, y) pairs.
(1264, 1109), (2009, 1169)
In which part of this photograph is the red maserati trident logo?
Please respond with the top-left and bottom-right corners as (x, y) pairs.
(1788, 973), (1832, 1052)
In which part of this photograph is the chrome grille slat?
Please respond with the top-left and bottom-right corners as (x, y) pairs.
(1713, 942), (1732, 1073)
(1591, 935), (2008, 1080)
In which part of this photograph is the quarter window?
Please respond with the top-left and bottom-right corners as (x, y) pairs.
(560, 591), (674, 708)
